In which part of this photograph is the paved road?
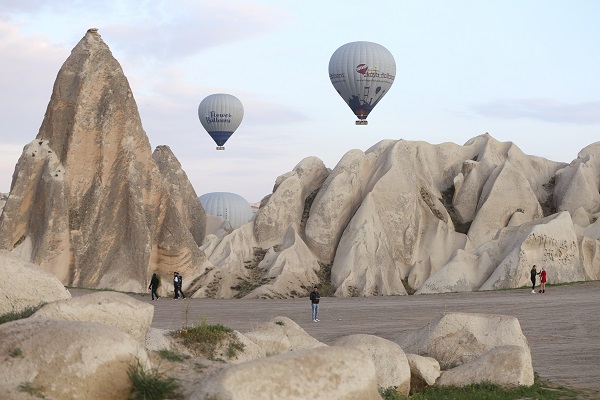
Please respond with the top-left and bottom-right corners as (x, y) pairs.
(73, 281), (600, 391)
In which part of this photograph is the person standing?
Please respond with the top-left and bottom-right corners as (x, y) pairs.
(539, 267), (547, 293)
(173, 272), (186, 300)
(310, 286), (320, 322)
(530, 265), (538, 294)
(148, 273), (160, 300)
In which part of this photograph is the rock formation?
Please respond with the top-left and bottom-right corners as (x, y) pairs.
(1, 27), (599, 298)
(0, 29), (206, 293)
(187, 133), (600, 298)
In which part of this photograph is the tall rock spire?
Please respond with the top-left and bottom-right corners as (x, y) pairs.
(0, 29), (206, 292)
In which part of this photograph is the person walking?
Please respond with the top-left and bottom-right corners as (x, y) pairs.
(530, 265), (538, 294)
(173, 272), (186, 300)
(148, 273), (160, 300)
(539, 267), (547, 293)
(310, 286), (320, 322)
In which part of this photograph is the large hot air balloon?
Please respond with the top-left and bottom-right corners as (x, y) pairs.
(329, 41), (396, 125)
(198, 94), (244, 150)
(199, 192), (254, 229)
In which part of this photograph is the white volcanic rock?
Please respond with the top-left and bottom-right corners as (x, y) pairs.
(554, 142), (600, 214)
(406, 354), (441, 391)
(31, 291), (153, 344)
(416, 249), (496, 294)
(246, 227), (322, 299)
(152, 145), (206, 247)
(479, 212), (583, 290)
(0, 29), (206, 293)
(395, 313), (530, 369)
(437, 345), (534, 387)
(0, 317), (150, 400)
(0, 250), (71, 314)
(468, 161), (544, 248)
(188, 346), (381, 400)
(243, 316), (326, 356)
(254, 156), (328, 249)
(333, 334), (411, 396)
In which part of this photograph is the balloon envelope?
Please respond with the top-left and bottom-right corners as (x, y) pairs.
(198, 94), (244, 148)
(199, 192), (254, 229)
(328, 41), (396, 122)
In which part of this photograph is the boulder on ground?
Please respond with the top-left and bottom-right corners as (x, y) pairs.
(406, 354), (441, 392)
(333, 334), (410, 396)
(243, 316), (326, 356)
(395, 312), (529, 369)
(0, 250), (71, 315)
(188, 346), (381, 400)
(31, 291), (153, 344)
(437, 345), (534, 387)
(0, 317), (150, 400)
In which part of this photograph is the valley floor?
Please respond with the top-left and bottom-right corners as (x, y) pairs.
(71, 281), (600, 392)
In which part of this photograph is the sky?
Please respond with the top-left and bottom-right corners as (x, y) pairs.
(1, 0), (599, 203)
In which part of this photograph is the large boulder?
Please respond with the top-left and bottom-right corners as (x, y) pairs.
(31, 291), (153, 344)
(243, 316), (326, 356)
(333, 334), (410, 396)
(437, 345), (534, 387)
(406, 354), (441, 392)
(0, 250), (70, 314)
(395, 313), (530, 369)
(188, 346), (381, 400)
(0, 317), (150, 400)
(0, 29), (206, 293)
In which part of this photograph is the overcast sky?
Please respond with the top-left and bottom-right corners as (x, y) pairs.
(1, 0), (599, 202)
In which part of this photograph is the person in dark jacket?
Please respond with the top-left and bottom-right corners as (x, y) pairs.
(148, 273), (160, 300)
(310, 286), (320, 322)
(530, 265), (538, 294)
(173, 272), (186, 300)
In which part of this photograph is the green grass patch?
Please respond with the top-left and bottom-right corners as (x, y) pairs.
(173, 323), (245, 360)
(18, 382), (46, 398)
(379, 374), (588, 399)
(9, 347), (22, 358)
(156, 349), (190, 363)
(128, 360), (182, 400)
(0, 304), (45, 325)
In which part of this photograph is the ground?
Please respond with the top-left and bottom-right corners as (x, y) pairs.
(72, 281), (600, 394)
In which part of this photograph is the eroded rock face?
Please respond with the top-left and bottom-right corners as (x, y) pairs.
(395, 312), (530, 369)
(334, 334), (411, 396)
(0, 317), (150, 400)
(0, 250), (71, 314)
(437, 345), (534, 387)
(0, 29), (206, 293)
(242, 316), (326, 356)
(152, 145), (206, 247)
(188, 346), (381, 400)
(31, 291), (153, 344)
(406, 354), (441, 392)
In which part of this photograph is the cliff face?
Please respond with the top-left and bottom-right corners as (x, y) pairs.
(0, 29), (206, 292)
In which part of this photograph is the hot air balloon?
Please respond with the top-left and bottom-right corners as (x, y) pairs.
(199, 192), (254, 229)
(328, 41), (396, 125)
(198, 94), (244, 150)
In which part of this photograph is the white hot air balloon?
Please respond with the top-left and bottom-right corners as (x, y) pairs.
(328, 41), (396, 125)
(199, 192), (254, 229)
(198, 94), (244, 150)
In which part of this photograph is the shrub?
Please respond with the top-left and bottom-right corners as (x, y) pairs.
(0, 304), (45, 325)
(128, 360), (182, 400)
(173, 323), (245, 360)
(156, 349), (189, 363)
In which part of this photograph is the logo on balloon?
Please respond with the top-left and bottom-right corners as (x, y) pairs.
(356, 64), (368, 75)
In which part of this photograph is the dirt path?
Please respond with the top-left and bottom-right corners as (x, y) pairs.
(73, 281), (600, 392)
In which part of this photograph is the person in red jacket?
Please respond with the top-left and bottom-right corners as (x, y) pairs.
(538, 267), (547, 293)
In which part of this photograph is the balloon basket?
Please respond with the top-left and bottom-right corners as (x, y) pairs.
(355, 120), (368, 125)
(216, 146), (225, 150)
